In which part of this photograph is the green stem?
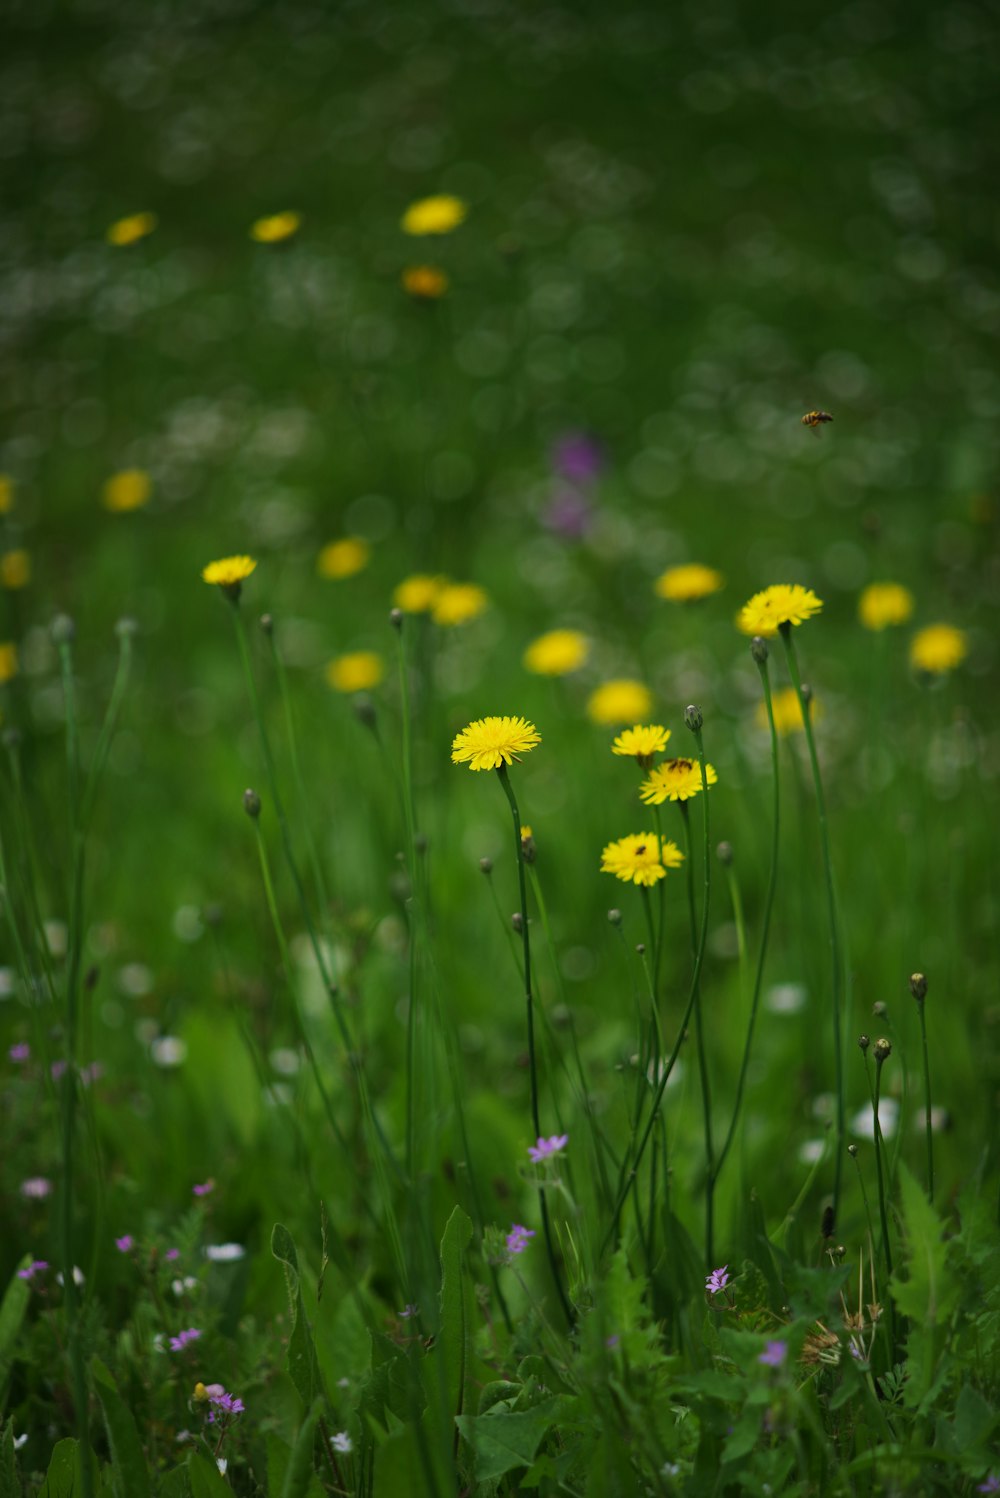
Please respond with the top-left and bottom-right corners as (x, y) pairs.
(918, 1001), (934, 1203)
(865, 1052), (893, 1280)
(394, 618), (420, 1182)
(266, 625), (333, 924)
(681, 729), (714, 1268)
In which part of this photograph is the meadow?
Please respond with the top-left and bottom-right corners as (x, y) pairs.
(2, 0), (999, 1493)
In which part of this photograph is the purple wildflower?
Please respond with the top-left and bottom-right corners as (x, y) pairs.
(81, 1062), (104, 1086)
(115, 1235), (135, 1253)
(758, 1340), (788, 1368)
(605, 1334), (620, 1349)
(192, 1179), (215, 1197)
(50, 1060), (68, 1081)
(552, 432), (603, 485)
(9, 1043), (30, 1063)
(169, 1328), (202, 1352)
(17, 1260), (49, 1282)
(705, 1265), (729, 1295)
(505, 1223), (536, 1255)
(543, 487), (593, 540)
(165, 1248), (180, 1261)
(19, 1177), (53, 1200)
(207, 1387), (244, 1419)
(978, 1479), (1000, 1495)
(528, 1134), (569, 1163)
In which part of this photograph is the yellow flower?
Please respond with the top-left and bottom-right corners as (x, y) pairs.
(102, 470), (152, 513)
(0, 551), (30, 590)
(432, 582), (488, 627)
(640, 758), (718, 804)
(402, 265), (449, 298)
(451, 715), (541, 771)
(0, 642), (18, 683)
(586, 679), (653, 726)
(106, 212), (157, 247)
(326, 651), (384, 693)
(250, 211), (301, 244)
(655, 563), (725, 603)
(317, 538), (370, 580)
(202, 555), (257, 598)
(757, 687), (822, 736)
(611, 724), (670, 765)
(600, 833), (684, 888)
(401, 195), (467, 236)
(737, 584), (823, 637)
(393, 574), (447, 613)
(0, 476), (13, 513)
(858, 581), (915, 632)
(522, 629), (589, 677)
(909, 623), (968, 675)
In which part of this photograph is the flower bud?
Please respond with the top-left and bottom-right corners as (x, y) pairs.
(872, 1001), (887, 1018)
(716, 841), (733, 866)
(857, 1034), (870, 1052)
(115, 616), (138, 639)
(873, 1036), (892, 1063)
(51, 614), (76, 645)
(479, 857), (493, 875)
(635, 942), (645, 956)
(259, 613), (273, 636)
(847, 1144), (858, 1157)
(909, 972), (927, 1002)
(353, 694), (377, 730)
(750, 636), (769, 665)
(243, 788), (261, 820)
(607, 909), (622, 925)
(389, 607), (403, 631)
(800, 683), (813, 709)
(511, 912), (523, 932)
(684, 704), (703, 733)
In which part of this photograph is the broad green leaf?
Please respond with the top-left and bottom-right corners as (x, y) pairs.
(90, 1357), (149, 1498)
(266, 1435), (324, 1498)
(478, 1381), (520, 1415)
(891, 1163), (960, 1327)
(281, 1398), (323, 1498)
(455, 1394), (563, 1481)
(271, 1224), (322, 1408)
(187, 1453), (230, 1498)
(437, 1206), (473, 1423)
(39, 1439), (80, 1498)
(159, 1464), (192, 1498)
(0, 1420), (18, 1498)
(0, 1271), (29, 1404)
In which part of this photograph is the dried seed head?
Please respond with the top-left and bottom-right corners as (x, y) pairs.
(909, 972), (928, 1002)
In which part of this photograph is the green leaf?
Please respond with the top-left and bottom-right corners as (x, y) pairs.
(891, 1162), (960, 1327)
(271, 1224), (322, 1408)
(0, 1420), (18, 1498)
(90, 1357), (149, 1498)
(0, 1270), (30, 1405)
(159, 1465), (192, 1498)
(437, 1206), (473, 1423)
(281, 1398), (323, 1498)
(455, 1395), (563, 1481)
(187, 1453), (230, 1498)
(266, 1435), (324, 1498)
(38, 1439), (96, 1498)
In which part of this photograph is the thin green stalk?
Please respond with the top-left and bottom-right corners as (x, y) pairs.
(868, 1046), (894, 1280)
(495, 763), (572, 1326)
(681, 718), (714, 1267)
(393, 616), (421, 1182)
(849, 1146), (877, 1263)
(265, 623), (333, 924)
(915, 990), (934, 1203)
(781, 625), (845, 1227)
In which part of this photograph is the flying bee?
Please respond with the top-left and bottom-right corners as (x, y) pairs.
(802, 410), (834, 435)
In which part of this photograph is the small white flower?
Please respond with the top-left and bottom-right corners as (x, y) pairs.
(172, 1275), (199, 1297)
(56, 1266), (85, 1287)
(204, 1242), (246, 1263)
(13, 1433), (28, 1451)
(216, 1457), (228, 1474)
(150, 1035), (187, 1067)
(175, 1429), (191, 1443)
(331, 1431), (352, 1454)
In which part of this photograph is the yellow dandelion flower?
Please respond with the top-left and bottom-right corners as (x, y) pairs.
(522, 629), (589, 677)
(756, 687), (822, 736)
(640, 758), (718, 804)
(0, 476), (13, 513)
(401, 195), (467, 236)
(909, 623), (968, 675)
(432, 582), (488, 627)
(106, 212), (157, 247)
(655, 563), (725, 603)
(858, 581), (915, 632)
(326, 651), (384, 693)
(317, 537), (370, 580)
(600, 833), (685, 888)
(402, 265), (449, 298)
(611, 724), (670, 765)
(0, 642), (18, 683)
(586, 679), (653, 727)
(250, 211), (301, 244)
(102, 469), (152, 513)
(737, 584), (823, 637)
(393, 573), (448, 613)
(202, 555), (257, 600)
(0, 550), (30, 590)
(451, 715), (541, 772)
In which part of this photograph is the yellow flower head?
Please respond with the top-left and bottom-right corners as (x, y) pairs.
(106, 212), (157, 247)
(202, 555), (257, 599)
(250, 211), (301, 244)
(451, 715), (541, 772)
(0, 550), (30, 590)
(393, 574), (447, 613)
(326, 651), (384, 693)
(910, 623), (968, 675)
(611, 724), (670, 766)
(600, 833), (684, 888)
(317, 537), (370, 580)
(640, 758), (718, 804)
(655, 563), (725, 603)
(401, 195), (467, 236)
(102, 469), (152, 513)
(193, 1382), (209, 1403)
(586, 679), (653, 727)
(0, 642), (18, 684)
(402, 265), (449, 298)
(0, 476), (13, 514)
(757, 687), (821, 737)
(858, 581), (915, 632)
(522, 629), (589, 677)
(432, 582), (489, 627)
(737, 584), (823, 637)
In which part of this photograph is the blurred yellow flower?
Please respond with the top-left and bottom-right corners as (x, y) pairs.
(326, 651), (384, 693)
(611, 724), (670, 765)
(586, 679), (653, 726)
(402, 265), (449, 298)
(655, 563), (724, 603)
(600, 833), (684, 887)
(102, 470), (152, 513)
(317, 538), (370, 580)
(910, 623), (968, 675)
(202, 555), (257, 595)
(401, 195), (467, 236)
(0, 642), (18, 683)
(393, 574), (447, 613)
(0, 475), (13, 513)
(106, 212), (157, 247)
(640, 758), (718, 804)
(858, 581), (914, 632)
(0, 551), (30, 590)
(250, 211), (301, 244)
(451, 715), (540, 771)
(522, 629), (589, 676)
(757, 687), (821, 736)
(737, 584), (823, 637)
(432, 582), (488, 627)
